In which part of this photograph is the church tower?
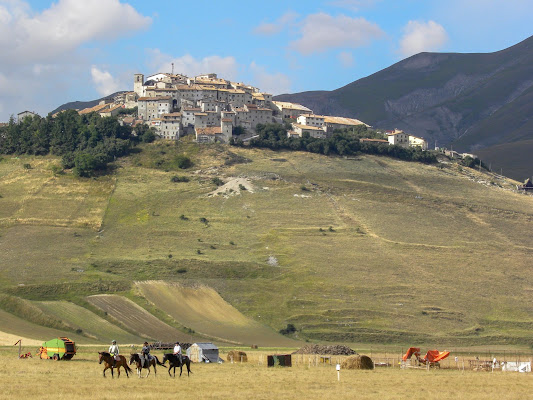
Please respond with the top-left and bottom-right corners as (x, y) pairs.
(134, 74), (144, 97)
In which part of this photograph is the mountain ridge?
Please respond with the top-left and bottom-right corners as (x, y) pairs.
(275, 35), (533, 179)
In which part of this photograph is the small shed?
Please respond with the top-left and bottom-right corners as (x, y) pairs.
(267, 354), (292, 367)
(187, 342), (222, 363)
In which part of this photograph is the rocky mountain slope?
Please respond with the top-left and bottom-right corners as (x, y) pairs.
(275, 35), (533, 180)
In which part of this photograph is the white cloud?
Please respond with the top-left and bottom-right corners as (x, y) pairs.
(399, 20), (449, 57)
(249, 62), (291, 95)
(290, 13), (384, 55)
(253, 11), (299, 36)
(91, 66), (121, 96)
(147, 50), (240, 80)
(0, 0), (150, 120)
(0, 0), (151, 66)
(338, 52), (354, 68)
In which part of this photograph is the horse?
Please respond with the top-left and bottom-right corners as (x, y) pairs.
(98, 352), (133, 378)
(162, 353), (192, 377)
(129, 353), (166, 378)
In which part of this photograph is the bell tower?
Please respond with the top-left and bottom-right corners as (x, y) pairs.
(134, 73), (144, 97)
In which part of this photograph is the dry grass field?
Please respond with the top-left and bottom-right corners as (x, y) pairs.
(1, 143), (533, 346)
(0, 347), (532, 400)
(86, 295), (188, 342)
(135, 281), (297, 346)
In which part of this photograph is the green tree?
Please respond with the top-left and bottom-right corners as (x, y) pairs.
(73, 153), (98, 177)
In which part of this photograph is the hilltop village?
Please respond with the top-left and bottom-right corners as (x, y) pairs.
(69, 72), (430, 150)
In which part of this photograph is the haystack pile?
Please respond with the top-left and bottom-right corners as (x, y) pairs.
(341, 355), (374, 370)
(227, 350), (248, 363)
(293, 344), (357, 356)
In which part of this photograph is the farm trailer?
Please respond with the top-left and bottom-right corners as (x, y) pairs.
(37, 337), (77, 360)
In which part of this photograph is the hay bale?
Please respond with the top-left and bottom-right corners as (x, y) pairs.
(341, 355), (374, 370)
(227, 350), (248, 363)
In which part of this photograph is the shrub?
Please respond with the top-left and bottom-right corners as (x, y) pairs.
(179, 214), (188, 220)
(300, 185), (309, 191)
(176, 268), (187, 274)
(50, 164), (64, 176)
(23, 163), (32, 169)
(174, 154), (192, 169)
(199, 217), (209, 225)
(212, 177), (224, 186)
(239, 184), (247, 191)
(279, 323), (297, 335)
(171, 175), (189, 183)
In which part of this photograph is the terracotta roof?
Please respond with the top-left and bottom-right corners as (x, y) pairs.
(324, 116), (368, 126)
(221, 118), (233, 122)
(409, 135), (426, 141)
(100, 104), (123, 114)
(196, 126), (222, 135)
(273, 101), (312, 112)
(79, 103), (109, 115)
(162, 112), (181, 117)
(122, 116), (135, 124)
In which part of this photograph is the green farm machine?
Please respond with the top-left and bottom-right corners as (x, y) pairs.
(37, 337), (77, 360)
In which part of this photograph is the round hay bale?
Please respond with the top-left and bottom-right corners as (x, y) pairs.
(341, 355), (374, 370)
(227, 350), (248, 363)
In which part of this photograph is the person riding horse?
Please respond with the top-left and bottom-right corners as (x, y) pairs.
(173, 341), (182, 365)
(141, 341), (152, 368)
(108, 340), (119, 367)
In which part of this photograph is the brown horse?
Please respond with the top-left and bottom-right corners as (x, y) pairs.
(129, 353), (166, 378)
(98, 352), (133, 378)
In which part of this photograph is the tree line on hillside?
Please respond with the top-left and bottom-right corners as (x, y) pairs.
(0, 110), (156, 176)
(232, 123), (437, 163)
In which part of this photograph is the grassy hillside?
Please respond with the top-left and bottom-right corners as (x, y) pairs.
(135, 281), (298, 346)
(0, 141), (532, 346)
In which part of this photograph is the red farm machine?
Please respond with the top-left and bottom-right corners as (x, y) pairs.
(37, 337), (77, 361)
(402, 347), (450, 368)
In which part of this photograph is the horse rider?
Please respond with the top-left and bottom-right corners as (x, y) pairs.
(109, 340), (119, 367)
(173, 341), (182, 365)
(141, 341), (151, 367)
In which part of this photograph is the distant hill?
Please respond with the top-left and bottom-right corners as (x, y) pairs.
(50, 91), (127, 115)
(275, 35), (533, 180)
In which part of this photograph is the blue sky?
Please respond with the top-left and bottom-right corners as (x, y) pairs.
(1, 0), (532, 120)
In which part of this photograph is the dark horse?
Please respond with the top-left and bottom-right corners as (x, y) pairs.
(98, 352), (133, 378)
(162, 354), (192, 377)
(129, 353), (166, 378)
